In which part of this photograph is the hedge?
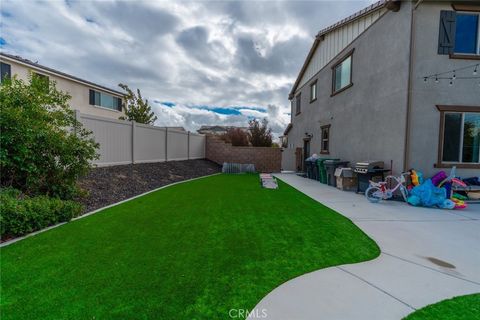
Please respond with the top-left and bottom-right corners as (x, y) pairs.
(0, 188), (83, 239)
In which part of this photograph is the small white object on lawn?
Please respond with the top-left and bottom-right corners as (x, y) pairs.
(260, 173), (278, 189)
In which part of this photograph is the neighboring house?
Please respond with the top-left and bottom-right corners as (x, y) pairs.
(0, 52), (125, 119)
(197, 125), (248, 135)
(166, 126), (186, 132)
(283, 0), (480, 177)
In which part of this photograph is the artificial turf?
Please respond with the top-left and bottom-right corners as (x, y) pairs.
(403, 294), (480, 320)
(1, 174), (379, 319)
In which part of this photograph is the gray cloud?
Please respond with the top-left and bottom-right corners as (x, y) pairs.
(1, 0), (374, 138)
(235, 35), (311, 75)
(176, 26), (230, 67)
(177, 26), (209, 50)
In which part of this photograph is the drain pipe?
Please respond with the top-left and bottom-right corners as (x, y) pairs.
(403, 0), (423, 172)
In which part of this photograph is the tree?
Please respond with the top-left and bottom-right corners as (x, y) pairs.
(248, 118), (273, 147)
(220, 128), (249, 146)
(118, 83), (157, 125)
(0, 75), (99, 199)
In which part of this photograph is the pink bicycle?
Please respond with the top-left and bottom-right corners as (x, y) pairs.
(365, 174), (408, 203)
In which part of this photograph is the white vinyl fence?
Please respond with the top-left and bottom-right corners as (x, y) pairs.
(76, 111), (205, 167)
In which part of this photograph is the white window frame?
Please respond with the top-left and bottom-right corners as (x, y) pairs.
(454, 12), (480, 56)
(442, 111), (480, 164)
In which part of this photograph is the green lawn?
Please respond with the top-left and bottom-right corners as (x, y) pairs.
(1, 174), (379, 319)
(403, 294), (480, 320)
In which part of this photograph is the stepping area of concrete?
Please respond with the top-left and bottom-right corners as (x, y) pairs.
(250, 173), (480, 320)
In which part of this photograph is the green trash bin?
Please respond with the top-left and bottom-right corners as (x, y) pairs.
(317, 158), (339, 184)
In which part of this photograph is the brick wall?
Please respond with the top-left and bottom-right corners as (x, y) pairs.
(206, 136), (281, 173)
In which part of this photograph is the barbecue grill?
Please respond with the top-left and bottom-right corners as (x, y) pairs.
(354, 160), (389, 193)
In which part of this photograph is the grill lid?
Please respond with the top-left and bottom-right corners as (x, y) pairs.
(354, 160), (384, 173)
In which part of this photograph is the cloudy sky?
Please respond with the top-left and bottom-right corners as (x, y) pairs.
(0, 0), (375, 137)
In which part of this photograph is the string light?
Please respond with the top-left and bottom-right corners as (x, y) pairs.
(421, 63), (480, 85)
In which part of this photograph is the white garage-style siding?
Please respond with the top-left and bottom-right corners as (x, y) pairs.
(298, 7), (387, 88)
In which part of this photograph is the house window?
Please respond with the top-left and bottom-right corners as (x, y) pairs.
(295, 93), (301, 115)
(320, 125), (330, 154)
(437, 106), (480, 167)
(0, 62), (11, 82)
(332, 50), (353, 95)
(454, 13), (480, 55)
(310, 80), (317, 102)
(89, 89), (122, 111)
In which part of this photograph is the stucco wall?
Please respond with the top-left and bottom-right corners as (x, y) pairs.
(286, 4), (412, 175)
(206, 136), (281, 173)
(2, 59), (124, 120)
(409, 2), (480, 177)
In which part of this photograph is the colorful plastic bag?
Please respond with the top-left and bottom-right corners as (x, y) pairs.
(407, 179), (447, 208)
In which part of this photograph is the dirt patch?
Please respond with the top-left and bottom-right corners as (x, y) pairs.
(78, 159), (221, 213)
(426, 257), (456, 269)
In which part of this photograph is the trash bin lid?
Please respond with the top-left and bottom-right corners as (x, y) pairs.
(321, 159), (340, 165)
(323, 159), (342, 164)
(317, 158), (336, 163)
(324, 160), (349, 166)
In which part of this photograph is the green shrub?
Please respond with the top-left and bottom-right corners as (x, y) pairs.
(248, 118), (273, 147)
(0, 188), (83, 239)
(0, 75), (99, 199)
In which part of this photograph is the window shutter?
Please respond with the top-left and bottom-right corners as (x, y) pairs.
(89, 89), (95, 105)
(438, 10), (456, 55)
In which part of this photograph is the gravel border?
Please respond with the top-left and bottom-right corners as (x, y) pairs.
(78, 159), (221, 213)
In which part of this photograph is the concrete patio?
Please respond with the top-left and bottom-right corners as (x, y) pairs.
(250, 173), (480, 320)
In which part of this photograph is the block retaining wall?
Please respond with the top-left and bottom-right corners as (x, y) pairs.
(206, 136), (281, 173)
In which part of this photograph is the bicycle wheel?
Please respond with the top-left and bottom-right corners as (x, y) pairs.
(365, 187), (382, 203)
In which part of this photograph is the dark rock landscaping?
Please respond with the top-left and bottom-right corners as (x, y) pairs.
(78, 159), (221, 213)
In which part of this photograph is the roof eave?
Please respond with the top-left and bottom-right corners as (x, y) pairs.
(288, 38), (320, 100)
(315, 0), (389, 39)
(284, 123), (293, 136)
(0, 52), (125, 96)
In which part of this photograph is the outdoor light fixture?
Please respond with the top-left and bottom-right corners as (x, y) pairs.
(421, 63), (480, 85)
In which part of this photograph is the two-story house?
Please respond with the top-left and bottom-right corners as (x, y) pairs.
(282, 0), (479, 178)
(0, 52), (124, 119)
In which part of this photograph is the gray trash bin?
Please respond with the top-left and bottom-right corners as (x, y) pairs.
(324, 160), (349, 187)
